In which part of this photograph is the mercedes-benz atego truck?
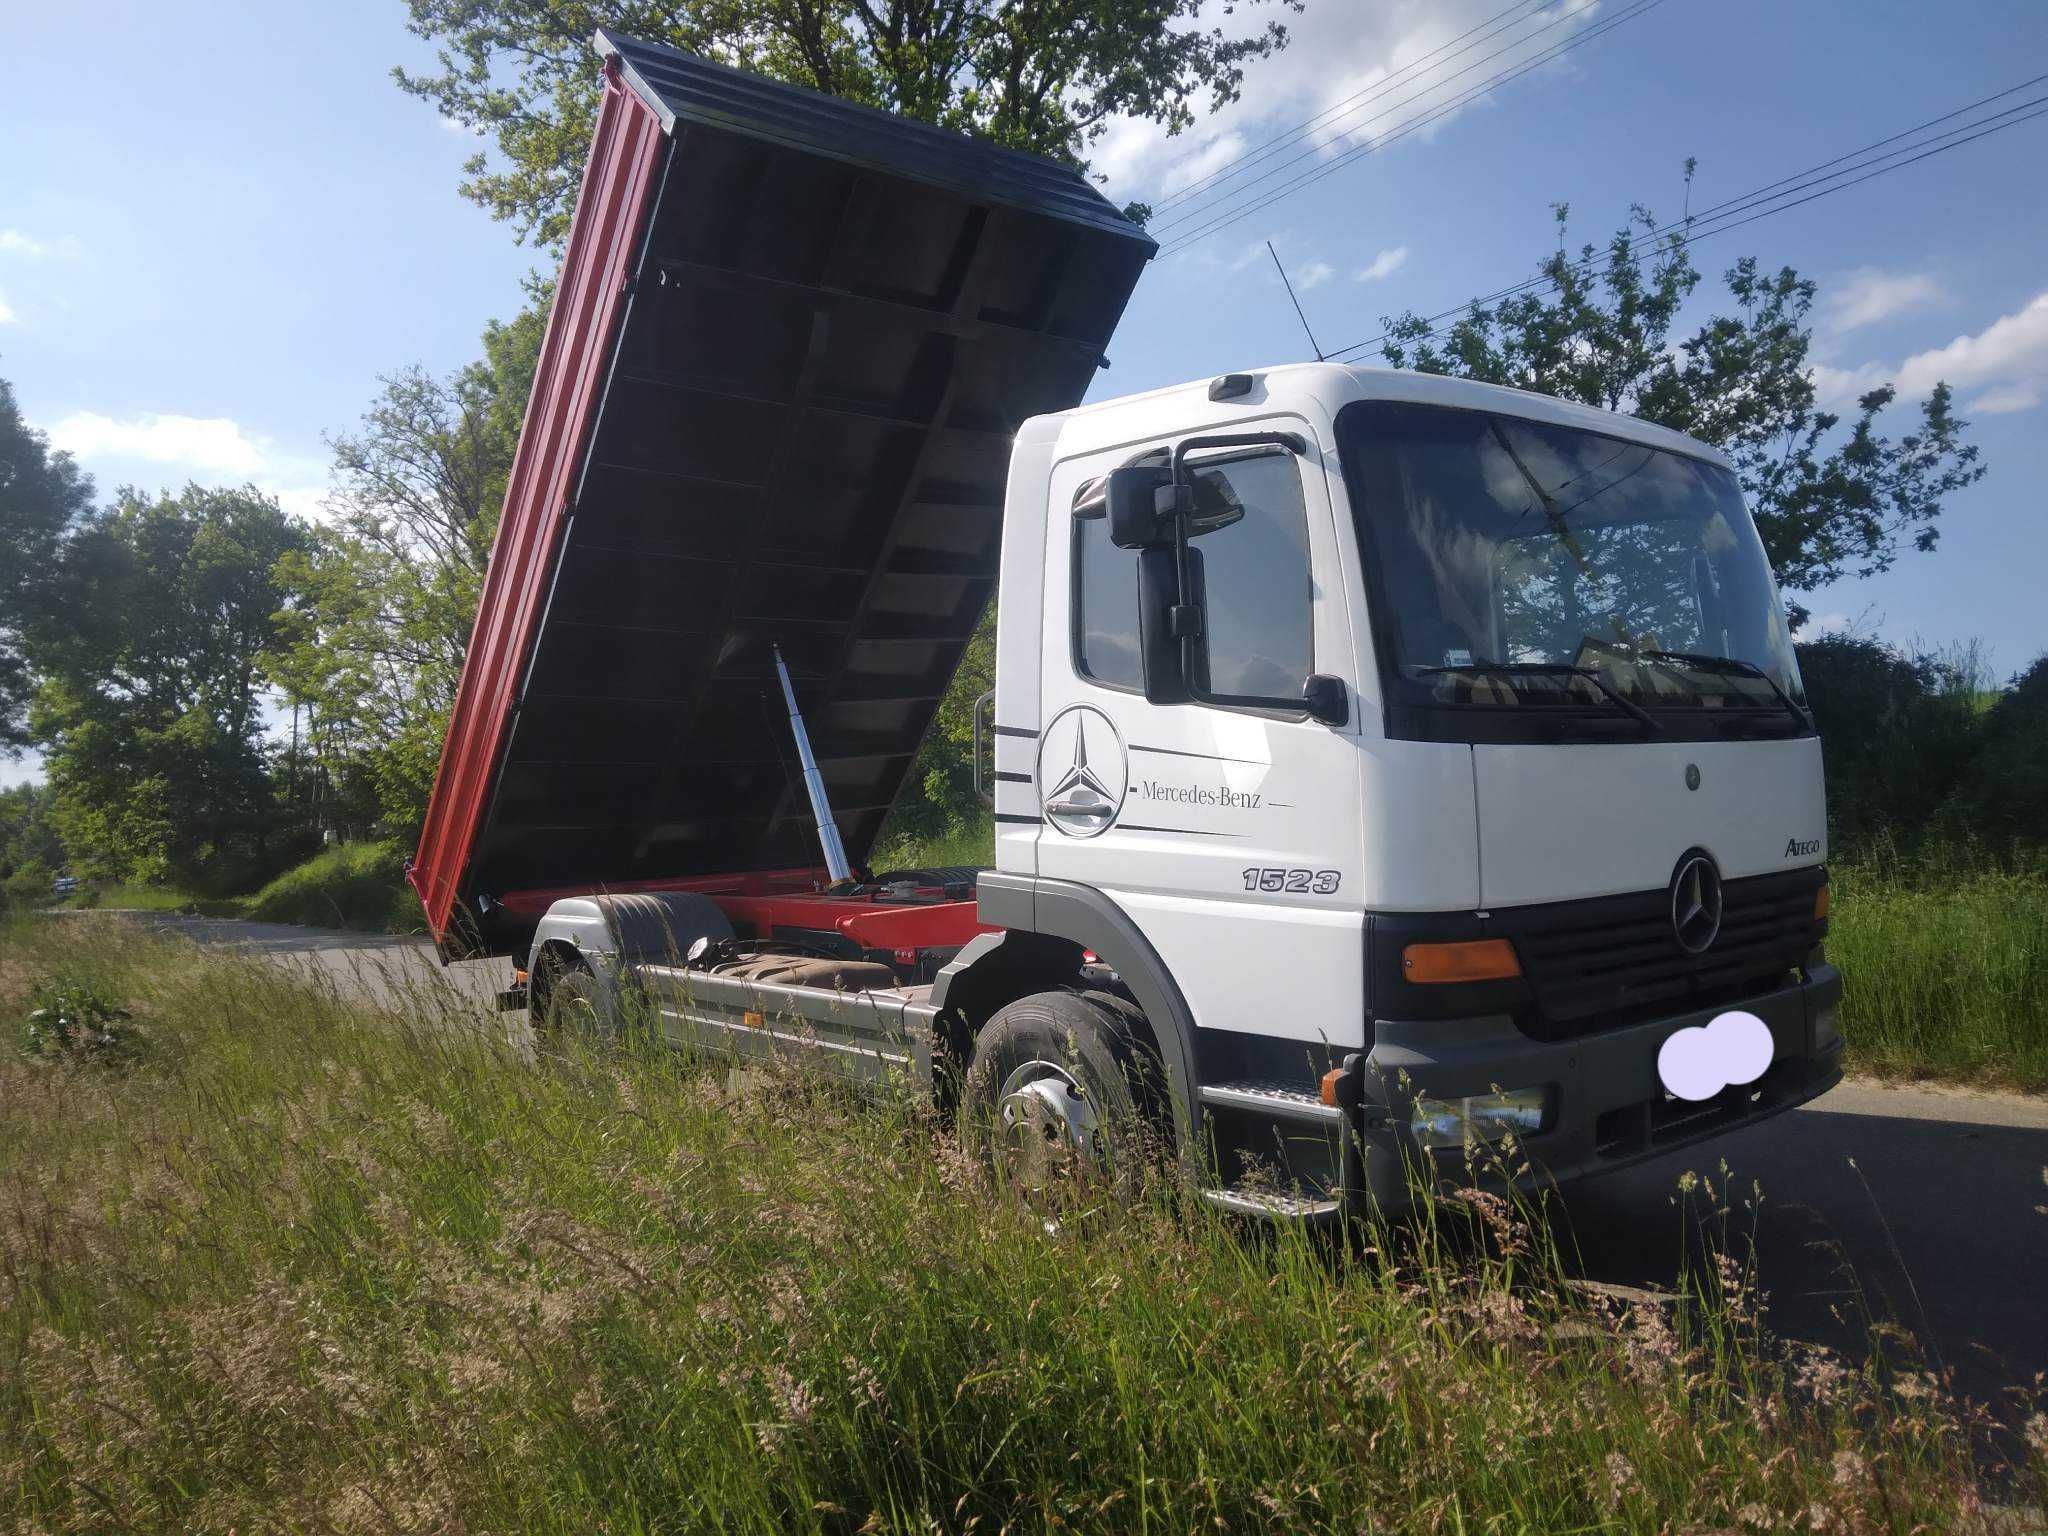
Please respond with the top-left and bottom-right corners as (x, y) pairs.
(410, 32), (1842, 1219)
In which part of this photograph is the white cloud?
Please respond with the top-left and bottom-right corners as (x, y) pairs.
(1894, 292), (2048, 410)
(0, 294), (15, 326)
(43, 409), (331, 516)
(1354, 245), (1409, 282)
(1102, 0), (1605, 224)
(1966, 379), (2041, 414)
(0, 228), (81, 260)
(1822, 267), (1946, 333)
(48, 410), (270, 476)
(1225, 239), (1272, 273)
(1810, 291), (2048, 416)
(1297, 259), (1335, 291)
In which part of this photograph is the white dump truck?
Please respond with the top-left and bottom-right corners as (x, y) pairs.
(411, 32), (1841, 1219)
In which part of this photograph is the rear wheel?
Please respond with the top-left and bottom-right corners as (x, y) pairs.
(538, 966), (611, 1041)
(961, 990), (1163, 1198)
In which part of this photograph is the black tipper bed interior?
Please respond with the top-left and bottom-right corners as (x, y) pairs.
(466, 31), (1153, 928)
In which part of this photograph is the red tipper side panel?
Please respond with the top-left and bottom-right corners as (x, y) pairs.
(409, 65), (666, 954)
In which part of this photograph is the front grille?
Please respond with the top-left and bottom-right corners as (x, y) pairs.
(1512, 868), (1822, 1042)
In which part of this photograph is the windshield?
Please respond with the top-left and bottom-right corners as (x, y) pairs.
(1336, 400), (1805, 741)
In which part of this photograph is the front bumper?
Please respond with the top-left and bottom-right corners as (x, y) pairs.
(1346, 964), (1844, 1210)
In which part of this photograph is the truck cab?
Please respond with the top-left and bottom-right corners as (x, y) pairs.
(975, 362), (1841, 1211)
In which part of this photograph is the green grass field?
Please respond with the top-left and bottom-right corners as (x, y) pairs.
(2, 914), (2038, 1533)
(1830, 857), (2048, 1092)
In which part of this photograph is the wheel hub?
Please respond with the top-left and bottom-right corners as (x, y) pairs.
(995, 1060), (1101, 1190)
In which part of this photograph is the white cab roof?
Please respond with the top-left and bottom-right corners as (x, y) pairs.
(1025, 362), (1733, 471)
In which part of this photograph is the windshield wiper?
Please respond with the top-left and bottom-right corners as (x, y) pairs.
(1637, 650), (1810, 732)
(1417, 661), (1663, 734)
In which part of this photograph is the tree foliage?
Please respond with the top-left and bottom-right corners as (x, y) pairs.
(32, 486), (306, 887)
(1379, 201), (1986, 615)
(268, 307), (544, 831)
(0, 377), (97, 751)
(395, 0), (1301, 246)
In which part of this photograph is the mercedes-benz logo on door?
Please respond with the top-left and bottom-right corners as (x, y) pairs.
(1037, 705), (1127, 838)
(1670, 852), (1724, 955)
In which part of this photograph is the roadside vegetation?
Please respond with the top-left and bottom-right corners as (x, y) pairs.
(242, 839), (417, 933)
(3, 914), (2041, 1533)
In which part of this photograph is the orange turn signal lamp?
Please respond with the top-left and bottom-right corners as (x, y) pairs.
(1814, 884), (1830, 922)
(1401, 938), (1522, 985)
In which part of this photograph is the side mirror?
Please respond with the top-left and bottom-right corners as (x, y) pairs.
(1302, 673), (1349, 727)
(1106, 465), (1176, 550)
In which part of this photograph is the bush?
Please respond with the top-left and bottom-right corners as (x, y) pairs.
(245, 840), (414, 932)
(1939, 652), (2048, 852)
(1795, 634), (1987, 853)
(3, 860), (54, 912)
(17, 974), (135, 1063)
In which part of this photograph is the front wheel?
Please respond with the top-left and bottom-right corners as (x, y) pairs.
(960, 990), (1163, 1198)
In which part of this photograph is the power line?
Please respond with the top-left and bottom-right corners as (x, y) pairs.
(1151, 0), (1633, 237)
(1149, 0), (1553, 218)
(1319, 79), (2048, 361)
(1157, 0), (1672, 255)
(1335, 73), (2048, 354)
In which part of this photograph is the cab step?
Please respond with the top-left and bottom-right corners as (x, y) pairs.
(1199, 1187), (1343, 1222)
(1199, 1078), (1344, 1125)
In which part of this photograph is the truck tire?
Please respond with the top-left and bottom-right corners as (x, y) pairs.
(960, 990), (1163, 1197)
(539, 966), (612, 1041)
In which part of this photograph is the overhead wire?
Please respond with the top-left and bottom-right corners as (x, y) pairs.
(1148, 0), (1555, 218)
(1318, 80), (2048, 360)
(1156, 0), (1673, 254)
(1151, 0), (1648, 239)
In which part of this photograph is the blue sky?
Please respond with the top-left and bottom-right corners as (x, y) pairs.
(3, 0), (2044, 788)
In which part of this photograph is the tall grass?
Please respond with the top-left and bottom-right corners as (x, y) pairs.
(2, 914), (2038, 1532)
(1828, 838), (2048, 1092)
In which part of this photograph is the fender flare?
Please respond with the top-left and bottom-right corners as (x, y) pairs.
(528, 892), (733, 1017)
(936, 872), (1201, 1147)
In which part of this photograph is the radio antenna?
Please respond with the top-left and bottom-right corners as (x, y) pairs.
(1267, 240), (1325, 361)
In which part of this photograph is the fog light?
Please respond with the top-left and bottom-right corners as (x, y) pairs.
(1409, 1087), (1549, 1150)
(1814, 1006), (1841, 1048)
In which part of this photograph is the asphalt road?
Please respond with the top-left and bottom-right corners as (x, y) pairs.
(131, 911), (2048, 1409)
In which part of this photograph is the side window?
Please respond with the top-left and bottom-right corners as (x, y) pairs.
(1188, 452), (1312, 698)
(1071, 461), (1150, 691)
(1070, 447), (1312, 701)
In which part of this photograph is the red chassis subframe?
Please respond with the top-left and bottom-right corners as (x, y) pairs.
(496, 867), (994, 967)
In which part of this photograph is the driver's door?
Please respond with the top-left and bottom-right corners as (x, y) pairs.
(1030, 418), (1368, 1055)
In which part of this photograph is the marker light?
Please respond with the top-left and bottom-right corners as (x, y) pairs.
(1409, 1087), (1549, 1149)
(1814, 884), (1830, 922)
(1401, 939), (1521, 984)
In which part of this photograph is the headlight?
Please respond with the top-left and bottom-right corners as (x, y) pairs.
(1409, 1087), (1549, 1150)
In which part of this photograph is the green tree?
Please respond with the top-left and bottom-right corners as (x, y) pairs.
(0, 781), (64, 877)
(33, 486), (306, 888)
(1378, 201), (1986, 617)
(0, 375), (97, 751)
(268, 308), (544, 830)
(395, 0), (1302, 247)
